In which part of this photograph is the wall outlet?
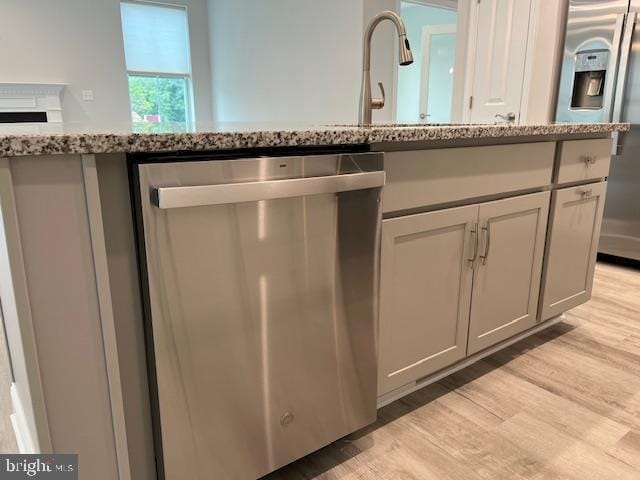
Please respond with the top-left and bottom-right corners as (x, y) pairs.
(82, 90), (94, 101)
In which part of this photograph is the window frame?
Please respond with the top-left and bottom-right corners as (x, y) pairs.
(120, 0), (196, 131)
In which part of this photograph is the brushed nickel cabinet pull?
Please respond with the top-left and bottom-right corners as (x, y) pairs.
(479, 223), (491, 265)
(468, 223), (479, 267)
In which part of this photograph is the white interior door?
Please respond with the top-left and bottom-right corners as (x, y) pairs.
(468, 0), (533, 124)
(419, 24), (457, 123)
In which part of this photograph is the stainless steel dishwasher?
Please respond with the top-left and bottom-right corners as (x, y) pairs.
(134, 151), (384, 480)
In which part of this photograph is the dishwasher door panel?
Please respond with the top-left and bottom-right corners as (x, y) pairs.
(137, 156), (381, 480)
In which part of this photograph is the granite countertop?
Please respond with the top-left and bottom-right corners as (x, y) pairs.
(0, 122), (630, 157)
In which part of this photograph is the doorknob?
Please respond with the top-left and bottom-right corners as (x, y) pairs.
(495, 112), (516, 123)
(419, 113), (431, 120)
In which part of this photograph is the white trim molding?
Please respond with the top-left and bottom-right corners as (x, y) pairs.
(0, 83), (67, 123)
(81, 155), (132, 480)
(10, 383), (38, 453)
(402, 0), (457, 10)
(419, 23), (457, 123)
(0, 158), (52, 453)
(0, 83), (66, 97)
(451, 0), (478, 122)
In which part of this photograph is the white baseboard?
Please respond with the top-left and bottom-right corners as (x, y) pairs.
(10, 383), (37, 453)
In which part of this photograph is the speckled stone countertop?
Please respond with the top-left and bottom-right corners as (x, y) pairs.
(0, 122), (629, 157)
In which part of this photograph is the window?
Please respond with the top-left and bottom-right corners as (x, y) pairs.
(120, 1), (193, 132)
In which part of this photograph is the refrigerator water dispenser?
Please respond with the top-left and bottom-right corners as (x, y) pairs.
(571, 50), (609, 109)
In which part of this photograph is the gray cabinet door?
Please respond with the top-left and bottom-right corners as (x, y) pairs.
(540, 182), (607, 321)
(467, 192), (550, 355)
(378, 205), (477, 395)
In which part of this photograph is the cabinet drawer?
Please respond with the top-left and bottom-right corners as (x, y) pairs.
(383, 142), (555, 213)
(556, 139), (612, 184)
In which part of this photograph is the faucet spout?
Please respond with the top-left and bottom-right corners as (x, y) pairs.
(359, 10), (413, 126)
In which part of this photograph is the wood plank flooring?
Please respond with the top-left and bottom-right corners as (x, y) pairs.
(265, 261), (640, 480)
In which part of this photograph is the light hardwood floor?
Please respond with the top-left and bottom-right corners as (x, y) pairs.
(265, 261), (640, 480)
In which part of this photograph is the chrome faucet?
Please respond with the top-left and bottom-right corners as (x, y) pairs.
(359, 11), (414, 126)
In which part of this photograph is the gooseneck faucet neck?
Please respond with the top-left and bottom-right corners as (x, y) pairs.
(362, 11), (408, 71)
(359, 11), (413, 126)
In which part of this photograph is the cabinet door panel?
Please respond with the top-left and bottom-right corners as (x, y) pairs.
(468, 192), (550, 355)
(378, 205), (477, 395)
(540, 182), (607, 321)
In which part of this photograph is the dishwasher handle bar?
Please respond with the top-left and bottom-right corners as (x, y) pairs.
(151, 171), (385, 209)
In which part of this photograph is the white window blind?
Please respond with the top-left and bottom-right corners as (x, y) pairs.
(121, 2), (191, 75)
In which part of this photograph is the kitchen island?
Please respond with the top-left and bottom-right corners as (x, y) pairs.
(0, 122), (628, 480)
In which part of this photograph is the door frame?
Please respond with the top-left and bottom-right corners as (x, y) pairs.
(459, 0), (480, 123)
(418, 24), (457, 123)
(394, 0), (465, 122)
(400, 0), (457, 10)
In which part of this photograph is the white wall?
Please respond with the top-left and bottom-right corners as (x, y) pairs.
(2, 0), (566, 126)
(208, 0), (407, 125)
(1, 0), (131, 124)
(180, 0), (215, 125)
(2, 0), (406, 126)
(0, 0), (213, 125)
(209, 0), (368, 124)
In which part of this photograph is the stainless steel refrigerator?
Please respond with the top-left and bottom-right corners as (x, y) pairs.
(557, 0), (640, 261)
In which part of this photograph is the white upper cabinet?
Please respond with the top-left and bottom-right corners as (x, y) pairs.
(466, 0), (533, 124)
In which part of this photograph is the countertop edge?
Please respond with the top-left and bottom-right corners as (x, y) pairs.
(0, 123), (630, 157)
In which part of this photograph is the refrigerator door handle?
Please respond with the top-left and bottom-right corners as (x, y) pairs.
(603, 14), (626, 123)
(611, 11), (637, 154)
(613, 12), (636, 123)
